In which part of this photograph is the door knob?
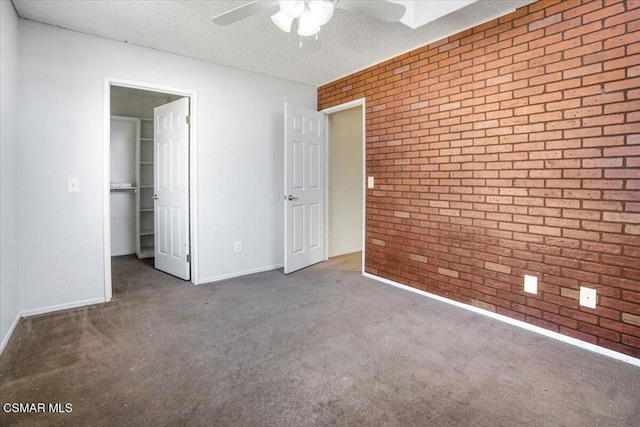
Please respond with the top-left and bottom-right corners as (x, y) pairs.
(287, 194), (298, 201)
(152, 194), (159, 200)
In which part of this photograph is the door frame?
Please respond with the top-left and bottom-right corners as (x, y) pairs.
(103, 78), (199, 301)
(321, 98), (366, 274)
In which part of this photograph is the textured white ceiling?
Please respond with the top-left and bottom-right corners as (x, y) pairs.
(12, 0), (537, 86)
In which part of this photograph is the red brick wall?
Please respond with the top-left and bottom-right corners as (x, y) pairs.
(318, 0), (640, 358)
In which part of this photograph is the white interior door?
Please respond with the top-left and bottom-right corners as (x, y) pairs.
(284, 103), (325, 274)
(154, 97), (190, 280)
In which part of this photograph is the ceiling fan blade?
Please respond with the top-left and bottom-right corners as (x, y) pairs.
(212, 1), (277, 26)
(336, 1), (406, 22)
(301, 36), (321, 52)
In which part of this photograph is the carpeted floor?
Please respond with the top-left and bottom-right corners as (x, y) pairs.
(1, 253), (639, 426)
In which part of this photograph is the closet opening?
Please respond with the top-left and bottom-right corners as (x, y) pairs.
(104, 81), (198, 301)
(323, 100), (365, 273)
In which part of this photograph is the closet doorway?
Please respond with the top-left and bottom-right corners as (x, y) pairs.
(323, 100), (365, 271)
(104, 81), (198, 301)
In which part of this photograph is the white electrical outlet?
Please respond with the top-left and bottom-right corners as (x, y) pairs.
(67, 177), (80, 193)
(579, 286), (597, 309)
(524, 275), (537, 294)
(234, 241), (242, 253)
(367, 176), (374, 189)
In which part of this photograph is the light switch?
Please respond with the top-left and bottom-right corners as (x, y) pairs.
(68, 178), (80, 193)
(524, 275), (537, 294)
(367, 176), (374, 189)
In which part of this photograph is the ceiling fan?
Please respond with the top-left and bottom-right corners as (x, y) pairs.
(211, 0), (407, 51)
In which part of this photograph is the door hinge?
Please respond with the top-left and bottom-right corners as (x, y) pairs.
(186, 254), (191, 263)
(186, 115), (191, 125)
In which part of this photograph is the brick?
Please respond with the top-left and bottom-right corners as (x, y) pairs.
(529, 225), (561, 237)
(605, 124), (640, 136)
(409, 253), (428, 263)
(561, 228), (600, 242)
(582, 241), (621, 254)
(545, 199), (580, 209)
(545, 179), (580, 189)
(583, 179), (624, 189)
(563, 63), (602, 79)
(470, 299), (496, 312)
(622, 335), (640, 350)
(603, 212), (640, 224)
(583, 3), (625, 24)
(438, 267), (459, 278)
(600, 318), (640, 337)
(545, 217), (580, 229)
(564, 148), (602, 159)
(560, 287), (580, 300)
(485, 261), (511, 274)
(529, 13), (562, 31)
(543, 312), (578, 329)
(584, 92), (625, 107)
(562, 209), (600, 220)
(623, 291), (640, 304)
(604, 191), (640, 201)
(582, 158), (623, 168)
(626, 224), (640, 235)
(578, 323), (620, 342)
(582, 136), (625, 147)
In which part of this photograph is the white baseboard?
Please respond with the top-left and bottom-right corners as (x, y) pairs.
(20, 297), (107, 318)
(363, 272), (640, 367)
(0, 312), (22, 355)
(195, 264), (284, 285)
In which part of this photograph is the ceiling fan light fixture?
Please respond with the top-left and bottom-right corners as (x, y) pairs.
(308, 0), (334, 26)
(279, 0), (304, 18)
(271, 10), (294, 33)
(297, 8), (321, 36)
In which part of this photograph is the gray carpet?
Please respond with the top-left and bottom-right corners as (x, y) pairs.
(1, 253), (639, 426)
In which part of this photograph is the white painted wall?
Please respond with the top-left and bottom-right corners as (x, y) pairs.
(328, 106), (363, 257)
(18, 20), (316, 313)
(0, 0), (20, 352)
